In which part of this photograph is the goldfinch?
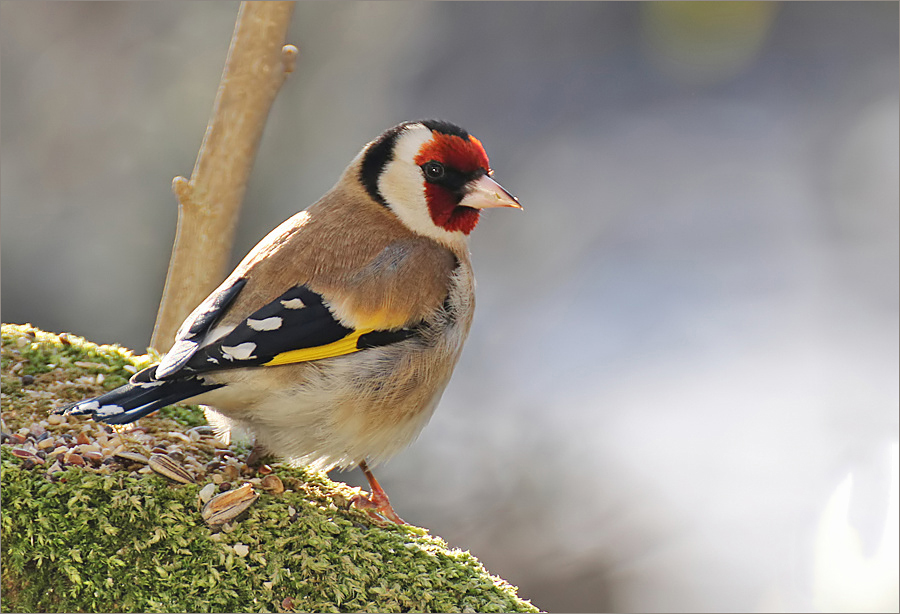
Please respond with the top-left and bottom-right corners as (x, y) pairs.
(61, 119), (520, 523)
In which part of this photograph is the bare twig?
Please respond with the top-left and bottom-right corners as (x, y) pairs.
(151, 1), (297, 352)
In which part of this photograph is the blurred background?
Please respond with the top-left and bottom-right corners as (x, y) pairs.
(2, 2), (898, 611)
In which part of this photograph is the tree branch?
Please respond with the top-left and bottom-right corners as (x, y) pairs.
(151, 1), (297, 352)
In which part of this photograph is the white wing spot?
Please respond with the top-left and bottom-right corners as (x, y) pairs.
(221, 343), (257, 361)
(247, 316), (283, 331)
(207, 357), (219, 364)
(280, 298), (305, 309)
(205, 324), (236, 345)
(79, 400), (100, 411)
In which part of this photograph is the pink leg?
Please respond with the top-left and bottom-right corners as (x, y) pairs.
(350, 460), (407, 525)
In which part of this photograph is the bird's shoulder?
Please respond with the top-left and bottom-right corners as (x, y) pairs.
(223, 183), (462, 332)
(155, 181), (466, 378)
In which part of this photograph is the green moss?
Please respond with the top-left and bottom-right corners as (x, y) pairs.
(0, 323), (538, 613)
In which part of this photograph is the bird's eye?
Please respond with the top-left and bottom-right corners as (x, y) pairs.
(422, 161), (445, 180)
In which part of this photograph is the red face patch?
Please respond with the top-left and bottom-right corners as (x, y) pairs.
(414, 132), (490, 173)
(415, 133), (490, 235)
(424, 192), (481, 234)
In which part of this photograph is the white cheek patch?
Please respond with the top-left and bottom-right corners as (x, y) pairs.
(247, 316), (283, 331)
(379, 127), (430, 217)
(379, 159), (428, 221)
(392, 125), (432, 163)
(378, 125), (468, 248)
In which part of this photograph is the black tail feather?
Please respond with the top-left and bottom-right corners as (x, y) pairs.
(61, 366), (223, 425)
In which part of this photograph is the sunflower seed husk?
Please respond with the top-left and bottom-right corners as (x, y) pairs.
(114, 451), (149, 464)
(166, 431), (192, 444)
(187, 425), (215, 437)
(259, 474), (284, 494)
(201, 483), (258, 525)
(148, 453), (194, 484)
(82, 451), (104, 466)
(11, 448), (44, 464)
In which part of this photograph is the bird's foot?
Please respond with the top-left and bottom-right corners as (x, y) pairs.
(350, 490), (407, 525)
(352, 460), (407, 525)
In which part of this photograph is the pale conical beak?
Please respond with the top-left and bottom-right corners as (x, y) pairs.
(459, 174), (522, 210)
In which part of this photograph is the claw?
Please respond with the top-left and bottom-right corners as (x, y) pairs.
(351, 460), (407, 525)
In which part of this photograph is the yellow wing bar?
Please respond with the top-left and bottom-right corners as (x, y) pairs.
(263, 328), (375, 367)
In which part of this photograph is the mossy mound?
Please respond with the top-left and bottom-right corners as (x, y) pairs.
(1, 323), (538, 613)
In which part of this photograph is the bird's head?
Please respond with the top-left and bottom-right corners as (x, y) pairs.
(359, 120), (521, 245)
